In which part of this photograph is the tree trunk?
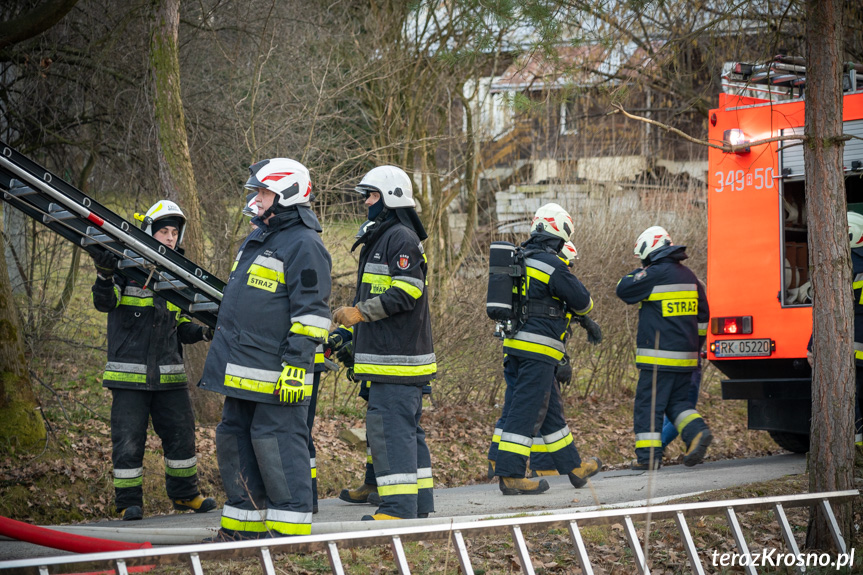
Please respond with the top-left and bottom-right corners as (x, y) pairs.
(0, 231), (46, 452)
(149, 0), (220, 423)
(805, 0), (854, 552)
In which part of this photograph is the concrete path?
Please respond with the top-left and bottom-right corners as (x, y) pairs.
(0, 454), (806, 562)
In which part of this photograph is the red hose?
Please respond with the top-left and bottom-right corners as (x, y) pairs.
(0, 515), (152, 553)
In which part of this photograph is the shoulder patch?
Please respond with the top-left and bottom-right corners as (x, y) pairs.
(633, 270), (647, 281)
(397, 254), (410, 270)
(301, 269), (318, 288)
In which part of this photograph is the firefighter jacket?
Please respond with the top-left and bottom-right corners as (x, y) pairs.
(351, 215), (435, 385)
(616, 245), (709, 372)
(502, 236), (594, 365)
(852, 249), (863, 365)
(200, 207), (332, 404)
(92, 275), (205, 390)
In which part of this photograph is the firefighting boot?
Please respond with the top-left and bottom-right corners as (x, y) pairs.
(487, 459), (496, 479)
(683, 429), (713, 467)
(499, 476), (550, 495)
(530, 469), (559, 477)
(568, 457), (603, 488)
(361, 514), (401, 521)
(631, 459), (661, 471)
(173, 495), (217, 513)
(338, 483), (377, 504)
(121, 505), (143, 521)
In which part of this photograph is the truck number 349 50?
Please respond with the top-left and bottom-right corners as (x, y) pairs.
(713, 168), (775, 193)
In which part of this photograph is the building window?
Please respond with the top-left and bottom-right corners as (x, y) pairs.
(560, 97), (578, 135)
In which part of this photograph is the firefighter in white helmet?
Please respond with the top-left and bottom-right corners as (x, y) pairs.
(327, 165), (435, 520)
(489, 203), (603, 495)
(91, 200), (215, 521)
(616, 226), (711, 470)
(201, 158), (332, 540)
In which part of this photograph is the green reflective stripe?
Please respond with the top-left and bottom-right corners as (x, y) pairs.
(503, 338), (565, 361)
(104, 371), (147, 383)
(165, 465), (197, 478)
(266, 520), (312, 536)
(530, 440), (548, 453)
(635, 439), (663, 448)
(856, 349), (863, 361)
(311, 468), (317, 479)
(353, 362), (437, 377)
(674, 410), (703, 433)
(378, 484), (419, 496)
(231, 261), (238, 272)
(225, 375), (276, 394)
(573, 298), (594, 316)
(499, 441), (531, 456)
(290, 322), (329, 339)
(160, 373), (187, 384)
(526, 267), (550, 285)
(113, 477), (143, 488)
(418, 477), (434, 489)
(392, 279), (422, 299)
(119, 296), (154, 307)
(545, 432), (574, 453)
(248, 263), (285, 284)
(635, 355), (697, 367)
(366, 454), (374, 463)
(221, 517), (268, 533)
(362, 272), (392, 294)
(315, 352), (324, 364)
(646, 290), (698, 301)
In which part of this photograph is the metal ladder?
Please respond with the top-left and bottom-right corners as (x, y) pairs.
(0, 142), (224, 327)
(0, 490), (856, 575)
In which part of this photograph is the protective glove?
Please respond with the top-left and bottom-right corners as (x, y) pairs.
(202, 326), (215, 342)
(324, 328), (352, 357)
(333, 306), (366, 328)
(336, 341), (354, 368)
(92, 250), (118, 279)
(555, 356), (573, 385)
(574, 315), (602, 345)
(274, 365), (306, 404)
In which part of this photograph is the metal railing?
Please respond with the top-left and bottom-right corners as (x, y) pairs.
(0, 490), (857, 575)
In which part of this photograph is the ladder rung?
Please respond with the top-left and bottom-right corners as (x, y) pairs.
(117, 257), (149, 269)
(153, 279), (188, 291)
(80, 234), (113, 246)
(189, 302), (219, 312)
(194, 293), (213, 303)
(4, 185), (38, 197)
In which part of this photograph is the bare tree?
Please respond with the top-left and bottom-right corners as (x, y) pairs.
(149, 0), (219, 422)
(804, 0), (854, 550)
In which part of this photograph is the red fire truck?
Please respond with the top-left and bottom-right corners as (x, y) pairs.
(707, 57), (863, 453)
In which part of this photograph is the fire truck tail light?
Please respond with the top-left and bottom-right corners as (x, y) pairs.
(711, 316), (753, 335)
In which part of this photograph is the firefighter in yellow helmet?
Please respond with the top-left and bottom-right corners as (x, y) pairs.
(91, 200), (215, 521)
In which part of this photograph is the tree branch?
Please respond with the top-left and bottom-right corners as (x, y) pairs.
(0, 0), (80, 50)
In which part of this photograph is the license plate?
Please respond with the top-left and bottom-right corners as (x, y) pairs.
(713, 339), (772, 358)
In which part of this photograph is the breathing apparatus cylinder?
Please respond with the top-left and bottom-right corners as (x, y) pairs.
(486, 242), (524, 327)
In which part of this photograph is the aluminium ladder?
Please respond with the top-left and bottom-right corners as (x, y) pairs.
(0, 490), (856, 575)
(0, 142), (225, 327)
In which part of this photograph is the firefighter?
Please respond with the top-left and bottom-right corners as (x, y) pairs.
(200, 158), (332, 540)
(330, 165), (435, 520)
(493, 204), (603, 495)
(242, 191), (258, 229)
(616, 226), (711, 470)
(91, 200), (216, 521)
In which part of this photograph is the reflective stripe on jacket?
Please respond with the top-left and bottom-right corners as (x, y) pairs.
(502, 242), (593, 365)
(852, 250), (863, 365)
(92, 277), (203, 390)
(351, 218), (435, 384)
(200, 209), (332, 404)
(616, 245), (709, 372)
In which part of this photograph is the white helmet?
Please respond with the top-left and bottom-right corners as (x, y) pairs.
(356, 165), (415, 209)
(242, 192), (258, 218)
(135, 200), (186, 245)
(245, 158), (311, 208)
(634, 226), (672, 261)
(848, 211), (863, 248)
(560, 241), (578, 263)
(530, 203), (573, 242)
